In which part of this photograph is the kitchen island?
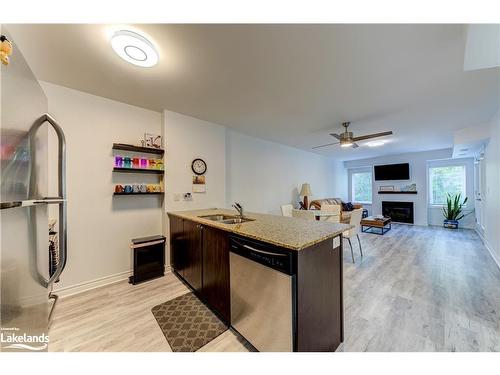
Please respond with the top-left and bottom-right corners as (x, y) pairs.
(167, 208), (351, 352)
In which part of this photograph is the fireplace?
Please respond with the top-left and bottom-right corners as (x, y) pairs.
(382, 201), (414, 224)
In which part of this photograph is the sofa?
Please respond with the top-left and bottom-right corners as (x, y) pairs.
(309, 198), (363, 223)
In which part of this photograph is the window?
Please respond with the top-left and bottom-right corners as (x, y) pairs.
(351, 171), (372, 204)
(428, 165), (466, 205)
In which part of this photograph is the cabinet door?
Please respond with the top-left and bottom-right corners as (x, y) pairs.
(169, 216), (184, 276)
(202, 226), (230, 323)
(183, 219), (203, 292)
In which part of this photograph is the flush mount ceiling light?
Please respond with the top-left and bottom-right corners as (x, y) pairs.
(111, 30), (158, 67)
(366, 140), (386, 147)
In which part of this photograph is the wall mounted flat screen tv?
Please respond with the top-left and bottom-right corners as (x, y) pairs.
(374, 163), (410, 181)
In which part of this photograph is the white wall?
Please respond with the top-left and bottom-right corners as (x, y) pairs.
(42, 82), (163, 293)
(464, 24), (500, 71)
(329, 158), (349, 202)
(226, 130), (340, 215)
(344, 149), (454, 226)
(162, 110), (226, 264)
(480, 110), (500, 266)
(163, 110), (226, 212)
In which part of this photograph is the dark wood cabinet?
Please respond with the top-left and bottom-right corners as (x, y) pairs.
(168, 214), (344, 351)
(201, 226), (230, 323)
(169, 216), (184, 276)
(168, 216), (231, 324)
(296, 239), (343, 351)
(183, 219), (203, 292)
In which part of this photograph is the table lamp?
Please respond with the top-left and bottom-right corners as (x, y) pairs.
(300, 183), (312, 209)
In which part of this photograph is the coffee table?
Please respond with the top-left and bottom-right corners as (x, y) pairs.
(361, 216), (391, 235)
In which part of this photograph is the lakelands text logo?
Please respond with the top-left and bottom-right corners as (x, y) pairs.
(1, 327), (49, 351)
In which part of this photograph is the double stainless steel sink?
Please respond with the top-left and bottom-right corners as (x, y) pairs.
(198, 214), (255, 225)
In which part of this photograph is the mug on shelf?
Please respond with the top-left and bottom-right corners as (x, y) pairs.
(123, 157), (132, 168)
(124, 185), (133, 193)
(139, 184), (147, 193)
(148, 159), (156, 169)
(132, 184), (140, 193)
(114, 184), (124, 193)
(146, 184), (155, 193)
(114, 155), (123, 168)
(140, 158), (148, 169)
(155, 159), (164, 170)
(132, 157), (140, 168)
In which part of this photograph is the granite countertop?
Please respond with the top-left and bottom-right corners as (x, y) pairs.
(167, 208), (353, 251)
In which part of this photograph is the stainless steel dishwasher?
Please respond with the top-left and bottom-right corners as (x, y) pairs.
(229, 236), (295, 352)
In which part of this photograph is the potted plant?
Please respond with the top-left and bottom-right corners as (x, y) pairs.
(442, 193), (471, 229)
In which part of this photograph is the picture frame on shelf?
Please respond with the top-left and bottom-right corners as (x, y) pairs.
(401, 183), (417, 192)
(379, 185), (394, 192)
(144, 133), (162, 149)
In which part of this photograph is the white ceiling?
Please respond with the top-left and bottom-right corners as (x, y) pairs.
(7, 24), (500, 160)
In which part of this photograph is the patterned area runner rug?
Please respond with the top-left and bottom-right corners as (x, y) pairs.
(151, 292), (227, 352)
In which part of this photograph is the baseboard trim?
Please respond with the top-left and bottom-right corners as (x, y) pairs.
(54, 265), (173, 299)
(475, 229), (500, 271)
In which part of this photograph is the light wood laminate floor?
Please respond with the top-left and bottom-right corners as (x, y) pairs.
(49, 224), (500, 352)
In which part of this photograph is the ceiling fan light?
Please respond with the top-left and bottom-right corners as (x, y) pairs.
(340, 140), (353, 148)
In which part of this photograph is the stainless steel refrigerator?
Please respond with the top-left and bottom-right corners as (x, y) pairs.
(1, 26), (67, 352)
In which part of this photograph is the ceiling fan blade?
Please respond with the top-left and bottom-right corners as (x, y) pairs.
(312, 142), (340, 149)
(352, 143), (359, 149)
(329, 133), (342, 140)
(352, 131), (393, 142)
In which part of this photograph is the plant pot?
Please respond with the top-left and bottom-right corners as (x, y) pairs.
(443, 219), (459, 229)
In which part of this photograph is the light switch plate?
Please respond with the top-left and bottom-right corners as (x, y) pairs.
(173, 193), (181, 202)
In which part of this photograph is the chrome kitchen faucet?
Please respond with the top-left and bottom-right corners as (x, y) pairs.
(232, 202), (244, 218)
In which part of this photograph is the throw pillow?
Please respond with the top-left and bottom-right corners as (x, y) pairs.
(342, 202), (354, 211)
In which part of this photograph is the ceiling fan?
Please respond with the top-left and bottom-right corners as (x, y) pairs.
(312, 122), (393, 149)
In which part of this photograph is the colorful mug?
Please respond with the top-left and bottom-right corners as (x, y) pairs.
(123, 157), (132, 168)
(114, 155), (123, 168)
(139, 184), (147, 193)
(146, 184), (155, 193)
(132, 157), (140, 168)
(124, 185), (133, 193)
(140, 158), (148, 169)
(115, 184), (124, 193)
(132, 184), (140, 193)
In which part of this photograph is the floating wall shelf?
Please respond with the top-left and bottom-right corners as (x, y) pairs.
(112, 143), (164, 155)
(113, 167), (164, 174)
(378, 191), (418, 194)
(112, 143), (164, 200)
(113, 192), (163, 196)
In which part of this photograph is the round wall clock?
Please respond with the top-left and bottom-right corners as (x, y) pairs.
(191, 158), (207, 175)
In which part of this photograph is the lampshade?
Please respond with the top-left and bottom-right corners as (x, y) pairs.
(300, 183), (312, 196)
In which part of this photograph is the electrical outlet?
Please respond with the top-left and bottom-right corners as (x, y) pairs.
(183, 193), (193, 201)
